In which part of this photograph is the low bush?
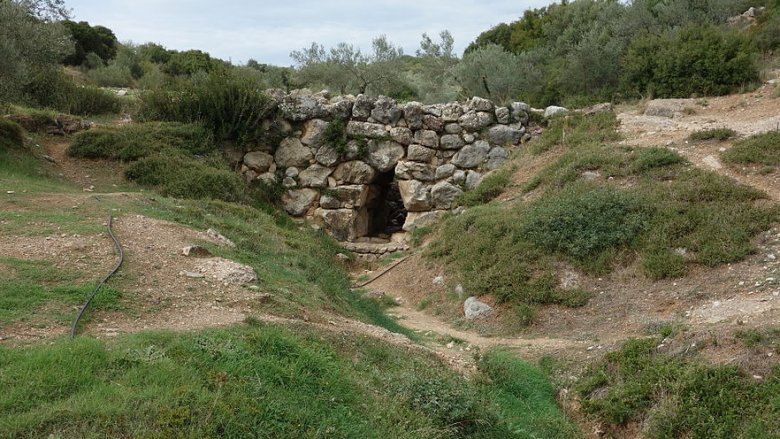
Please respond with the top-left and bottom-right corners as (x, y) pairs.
(631, 147), (687, 172)
(67, 122), (215, 161)
(721, 131), (780, 166)
(86, 64), (134, 88)
(24, 69), (123, 115)
(136, 70), (272, 142)
(0, 119), (24, 149)
(522, 185), (648, 261)
(125, 154), (245, 202)
(688, 127), (738, 142)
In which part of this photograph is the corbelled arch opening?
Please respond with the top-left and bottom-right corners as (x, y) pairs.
(361, 170), (407, 239)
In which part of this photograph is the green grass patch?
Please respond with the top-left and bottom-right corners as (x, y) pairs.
(735, 327), (780, 352)
(529, 112), (622, 155)
(67, 122), (215, 161)
(688, 127), (738, 142)
(0, 324), (580, 438)
(0, 257), (122, 326)
(459, 168), (512, 206)
(577, 337), (780, 438)
(722, 131), (780, 167)
(124, 153), (246, 202)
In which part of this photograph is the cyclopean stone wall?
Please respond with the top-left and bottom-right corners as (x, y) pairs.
(238, 90), (532, 242)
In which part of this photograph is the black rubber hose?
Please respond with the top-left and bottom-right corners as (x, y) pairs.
(70, 214), (124, 339)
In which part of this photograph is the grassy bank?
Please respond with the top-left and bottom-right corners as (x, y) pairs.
(0, 323), (580, 438)
(429, 113), (777, 323)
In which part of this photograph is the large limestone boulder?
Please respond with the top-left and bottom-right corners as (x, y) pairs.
(440, 134), (465, 150)
(468, 96), (495, 112)
(486, 147), (509, 170)
(346, 121), (387, 139)
(300, 119), (329, 146)
(422, 115), (445, 132)
(279, 92), (328, 121)
(395, 161), (435, 181)
(431, 181), (463, 209)
(314, 208), (364, 241)
(366, 140), (405, 172)
(459, 111), (495, 131)
(403, 210), (444, 232)
(389, 127), (413, 145)
(282, 189), (319, 216)
(465, 171), (483, 190)
(442, 102), (463, 122)
(451, 141), (490, 168)
(298, 164), (333, 188)
(444, 123), (462, 134)
(243, 151), (274, 173)
(544, 105), (569, 118)
(333, 161), (376, 184)
(495, 106), (511, 124)
(352, 94), (375, 120)
(398, 180), (432, 212)
(319, 185), (369, 209)
(486, 125), (523, 146)
(464, 296), (494, 319)
(325, 97), (354, 119)
(315, 145), (340, 167)
(414, 130), (439, 148)
(370, 96), (402, 125)
(435, 163), (456, 180)
(403, 102), (424, 130)
(407, 144), (435, 162)
(275, 138), (313, 168)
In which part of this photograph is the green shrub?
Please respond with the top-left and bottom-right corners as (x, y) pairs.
(631, 147), (686, 173)
(641, 248), (688, 280)
(622, 24), (759, 99)
(579, 337), (780, 437)
(137, 70), (272, 142)
(688, 127), (738, 142)
(0, 119), (24, 149)
(459, 168), (511, 206)
(322, 117), (348, 154)
(395, 374), (489, 434)
(24, 69), (123, 115)
(67, 122), (215, 161)
(521, 185), (648, 261)
(722, 131), (780, 166)
(125, 154), (245, 201)
(86, 64), (134, 88)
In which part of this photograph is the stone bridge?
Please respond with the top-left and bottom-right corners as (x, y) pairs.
(237, 90), (532, 243)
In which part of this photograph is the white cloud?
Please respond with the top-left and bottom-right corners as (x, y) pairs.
(66, 0), (556, 65)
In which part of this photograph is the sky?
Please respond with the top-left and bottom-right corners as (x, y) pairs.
(64, 0), (556, 66)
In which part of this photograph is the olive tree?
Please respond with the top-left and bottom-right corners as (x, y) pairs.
(291, 35), (405, 96)
(0, 0), (72, 104)
(453, 44), (522, 105)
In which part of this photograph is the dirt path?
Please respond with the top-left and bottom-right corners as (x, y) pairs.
(617, 72), (780, 200)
